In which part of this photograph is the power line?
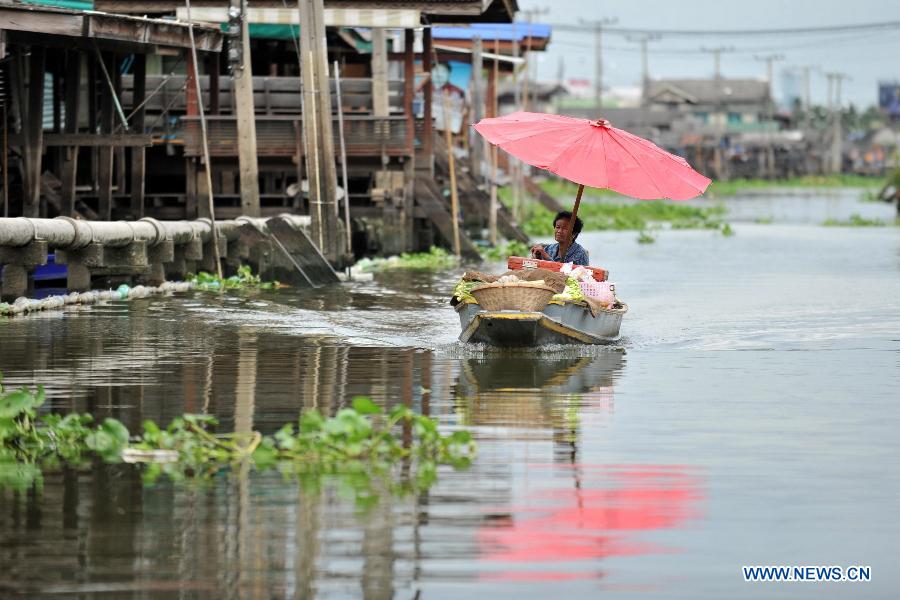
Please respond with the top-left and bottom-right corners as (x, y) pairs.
(580, 17), (617, 105)
(548, 29), (900, 57)
(545, 20), (900, 37)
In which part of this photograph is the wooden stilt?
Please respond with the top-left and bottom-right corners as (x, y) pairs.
(402, 28), (415, 251)
(87, 52), (98, 195)
(441, 91), (461, 257)
(130, 53), (146, 218)
(488, 36), (499, 244)
(208, 53), (219, 115)
(334, 61), (352, 256)
(60, 50), (82, 216)
(470, 36), (484, 180)
(97, 52), (114, 219)
(184, 0), (223, 279)
(24, 46), (46, 218)
(233, 0), (260, 217)
(113, 57), (126, 203)
(298, 0), (339, 261)
(421, 27), (433, 175)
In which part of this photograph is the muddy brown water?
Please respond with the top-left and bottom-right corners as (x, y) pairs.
(1, 190), (899, 598)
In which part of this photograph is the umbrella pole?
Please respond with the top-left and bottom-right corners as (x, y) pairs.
(558, 184), (584, 262)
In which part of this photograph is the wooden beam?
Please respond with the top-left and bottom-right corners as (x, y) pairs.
(85, 13), (222, 53)
(114, 56), (126, 205)
(299, 0), (340, 261)
(0, 8), (83, 38)
(60, 50), (82, 217)
(0, 7), (222, 52)
(470, 36), (484, 179)
(234, 0), (260, 217)
(185, 158), (198, 218)
(208, 53), (220, 115)
(404, 29), (415, 158)
(422, 27), (433, 175)
(97, 52), (115, 220)
(371, 29), (389, 119)
(12, 133), (154, 148)
(88, 51), (98, 195)
(130, 53), (146, 218)
(24, 46), (46, 218)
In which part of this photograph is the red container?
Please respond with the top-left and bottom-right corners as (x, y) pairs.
(507, 256), (608, 282)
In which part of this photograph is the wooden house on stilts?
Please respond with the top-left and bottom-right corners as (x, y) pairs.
(1, 0), (540, 264)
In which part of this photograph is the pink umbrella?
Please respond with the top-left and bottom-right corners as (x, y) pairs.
(473, 111), (712, 257)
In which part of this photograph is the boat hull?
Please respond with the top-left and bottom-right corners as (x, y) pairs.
(456, 301), (627, 346)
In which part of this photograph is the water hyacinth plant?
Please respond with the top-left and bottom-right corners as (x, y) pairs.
(480, 240), (531, 262)
(189, 264), (281, 291)
(354, 247), (459, 272)
(0, 374), (475, 503)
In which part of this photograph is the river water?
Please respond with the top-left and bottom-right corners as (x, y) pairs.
(1, 190), (898, 598)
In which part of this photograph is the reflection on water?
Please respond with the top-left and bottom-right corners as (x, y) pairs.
(1, 201), (899, 597)
(0, 301), (661, 597)
(478, 465), (703, 582)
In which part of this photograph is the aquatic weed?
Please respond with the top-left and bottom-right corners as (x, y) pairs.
(189, 264), (280, 291)
(0, 375), (475, 505)
(822, 214), (887, 227)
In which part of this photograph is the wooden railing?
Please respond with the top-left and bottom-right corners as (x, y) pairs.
(121, 75), (406, 115)
(180, 115), (411, 158)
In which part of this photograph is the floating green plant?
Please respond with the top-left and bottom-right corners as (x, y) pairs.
(637, 229), (657, 244)
(822, 214), (889, 227)
(0, 374), (128, 491)
(480, 240), (531, 262)
(0, 375), (475, 503)
(188, 264), (280, 291)
(518, 200), (728, 236)
(355, 247), (459, 272)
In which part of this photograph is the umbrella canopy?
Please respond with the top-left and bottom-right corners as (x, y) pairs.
(473, 111), (711, 200)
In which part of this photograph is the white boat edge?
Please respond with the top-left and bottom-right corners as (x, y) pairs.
(455, 301), (628, 345)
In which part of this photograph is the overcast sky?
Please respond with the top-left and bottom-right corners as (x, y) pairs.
(519, 0), (900, 108)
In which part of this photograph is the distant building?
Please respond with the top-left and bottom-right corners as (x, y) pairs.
(643, 78), (771, 131)
(780, 68), (804, 113)
(878, 81), (900, 120)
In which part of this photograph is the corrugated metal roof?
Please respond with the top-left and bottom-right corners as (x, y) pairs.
(432, 22), (550, 41)
(646, 79), (769, 105)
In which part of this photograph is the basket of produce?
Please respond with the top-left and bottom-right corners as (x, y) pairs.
(470, 282), (557, 311)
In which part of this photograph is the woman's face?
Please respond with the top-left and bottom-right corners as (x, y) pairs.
(553, 218), (571, 243)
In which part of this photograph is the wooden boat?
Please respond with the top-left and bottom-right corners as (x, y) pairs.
(455, 300), (628, 346)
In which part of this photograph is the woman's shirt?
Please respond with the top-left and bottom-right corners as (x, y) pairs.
(543, 241), (589, 266)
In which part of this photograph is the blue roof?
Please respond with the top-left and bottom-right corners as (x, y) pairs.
(432, 23), (551, 42)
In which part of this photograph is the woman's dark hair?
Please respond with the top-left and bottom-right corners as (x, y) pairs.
(553, 211), (584, 238)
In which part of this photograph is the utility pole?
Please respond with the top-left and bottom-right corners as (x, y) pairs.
(826, 71), (849, 174)
(580, 17), (617, 108)
(227, 0), (260, 216)
(628, 33), (660, 101)
(518, 8), (548, 112)
(798, 65), (820, 111)
(702, 46), (735, 79)
(756, 53), (784, 88)
(756, 54), (784, 179)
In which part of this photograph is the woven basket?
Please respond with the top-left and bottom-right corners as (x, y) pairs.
(470, 282), (557, 311)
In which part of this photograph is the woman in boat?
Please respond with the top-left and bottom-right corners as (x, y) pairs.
(530, 211), (589, 266)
